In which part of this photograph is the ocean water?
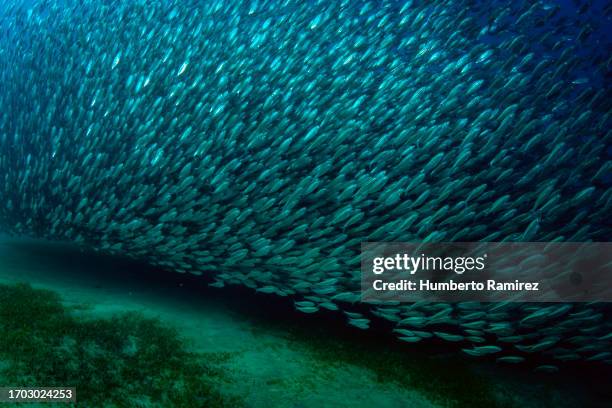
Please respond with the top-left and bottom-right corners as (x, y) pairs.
(0, 0), (610, 407)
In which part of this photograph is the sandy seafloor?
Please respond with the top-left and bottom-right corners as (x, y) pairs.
(0, 237), (608, 408)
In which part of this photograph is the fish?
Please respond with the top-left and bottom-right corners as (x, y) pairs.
(534, 365), (559, 373)
(434, 332), (464, 342)
(463, 346), (503, 356)
(398, 336), (422, 343)
(0, 0), (609, 370)
(496, 356), (525, 364)
(348, 318), (371, 330)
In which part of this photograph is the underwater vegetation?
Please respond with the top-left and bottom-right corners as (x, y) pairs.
(0, 283), (241, 407)
(0, 0), (610, 372)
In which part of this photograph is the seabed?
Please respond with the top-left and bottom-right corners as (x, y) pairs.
(0, 238), (609, 407)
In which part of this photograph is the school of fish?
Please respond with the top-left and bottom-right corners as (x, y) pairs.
(0, 0), (610, 372)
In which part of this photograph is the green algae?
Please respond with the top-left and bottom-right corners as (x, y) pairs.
(0, 283), (242, 407)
